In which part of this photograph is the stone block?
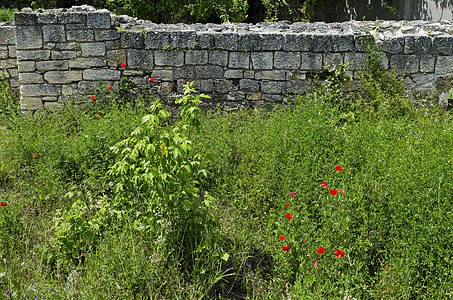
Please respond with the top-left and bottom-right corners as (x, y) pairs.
(260, 33), (283, 51)
(247, 92), (262, 100)
(0, 59), (16, 69)
(404, 35), (432, 54)
(6, 68), (17, 78)
(43, 101), (63, 110)
(36, 60), (69, 71)
(239, 33), (260, 51)
(87, 12), (111, 29)
(123, 70), (143, 76)
(69, 57), (106, 68)
(300, 53), (322, 71)
(8, 46), (16, 58)
(95, 29), (121, 41)
(332, 35), (355, 52)
(20, 84), (61, 97)
(17, 50), (50, 60)
(420, 55), (435, 73)
(244, 70), (254, 79)
(37, 13), (57, 24)
(227, 91), (246, 101)
(274, 52), (300, 70)
(0, 47), (7, 59)
(312, 34), (333, 52)
(432, 36), (453, 55)
(186, 50), (208, 65)
(323, 53), (343, 69)
(20, 97), (43, 110)
(127, 49), (153, 69)
(239, 79), (260, 92)
(106, 49), (126, 67)
(67, 30), (94, 42)
(81, 42), (106, 57)
(19, 73), (44, 84)
(261, 81), (283, 94)
(435, 56), (453, 75)
(224, 70), (243, 79)
(229, 52), (249, 69)
(214, 79), (237, 93)
(42, 25), (66, 43)
(200, 79), (214, 92)
(18, 61), (36, 72)
(344, 52), (367, 71)
(154, 50), (184, 67)
(196, 33), (214, 49)
(144, 31), (171, 49)
(14, 13), (36, 26)
(215, 33), (239, 51)
(51, 50), (77, 60)
(209, 50), (228, 66)
(171, 31), (196, 49)
(83, 69), (121, 81)
(390, 55), (419, 75)
(255, 70), (287, 80)
(382, 37), (404, 54)
(55, 42), (81, 51)
(288, 72), (306, 80)
(284, 34), (312, 51)
(251, 52), (273, 70)
(195, 65), (223, 79)
(105, 40), (121, 50)
(0, 27), (15, 45)
(15, 26), (42, 49)
(58, 12), (86, 24)
(151, 69), (175, 81)
(45, 71), (82, 84)
(354, 35), (376, 52)
(121, 31), (144, 49)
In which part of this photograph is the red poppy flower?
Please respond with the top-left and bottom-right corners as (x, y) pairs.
(149, 77), (155, 83)
(336, 166), (344, 172)
(314, 261), (318, 269)
(303, 239), (306, 242)
(91, 96), (96, 102)
(0, 202), (7, 206)
(334, 249), (345, 258)
(97, 114), (102, 117)
(285, 213), (293, 219)
(279, 236), (285, 241)
(339, 189), (345, 193)
(382, 265), (388, 268)
(316, 247), (325, 254)
(32, 153), (38, 158)
(120, 63), (126, 68)
(282, 244), (290, 251)
(83, 253), (87, 256)
(320, 182), (328, 187)
(368, 186), (371, 190)
(289, 191), (296, 197)
(108, 86), (113, 90)
(283, 204), (291, 207)
(330, 190), (338, 196)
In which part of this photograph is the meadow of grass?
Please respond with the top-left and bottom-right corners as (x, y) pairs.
(1, 58), (453, 299)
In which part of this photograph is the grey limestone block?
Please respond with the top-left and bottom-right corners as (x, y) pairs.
(0, 47), (7, 59)
(435, 56), (453, 75)
(6, 68), (18, 77)
(224, 70), (243, 79)
(44, 70), (82, 84)
(19, 73), (44, 84)
(20, 84), (61, 97)
(15, 26), (43, 49)
(70, 57), (106, 68)
(43, 25), (66, 43)
(239, 33), (260, 51)
(214, 79), (237, 93)
(174, 66), (196, 79)
(186, 50), (208, 65)
(17, 49), (50, 60)
(200, 79), (214, 92)
(196, 33), (214, 49)
(251, 52), (273, 70)
(107, 49), (126, 67)
(229, 52), (250, 69)
(154, 50), (184, 67)
(8, 46), (17, 58)
(127, 49), (153, 69)
(312, 34), (333, 52)
(284, 34), (312, 51)
(226, 90), (246, 101)
(144, 31), (171, 50)
(20, 96), (43, 110)
(105, 40), (120, 50)
(37, 13), (57, 24)
(171, 31), (196, 49)
(239, 79), (260, 92)
(58, 12), (87, 24)
(382, 37), (404, 54)
(83, 69), (121, 81)
(51, 50), (77, 60)
(95, 29), (121, 41)
(404, 35), (432, 54)
(78, 80), (118, 94)
(55, 42), (81, 51)
(300, 52), (322, 71)
(261, 80), (283, 94)
(332, 35), (355, 52)
(18, 61), (36, 72)
(209, 50), (228, 66)
(420, 55), (435, 73)
(0, 27), (15, 45)
(432, 36), (453, 55)
(0, 59), (16, 69)
(36, 60), (69, 71)
(215, 33), (239, 51)
(390, 55), (420, 75)
(260, 33), (283, 51)
(67, 30), (94, 42)
(43, 101), (63, 109)
(274, 52), (300, 70)
(87, 12), (111, 29)
(244, 70), (254, 79)
(354, 35), (376, 52)
(14, 12), (37, 26)
(323, 52), (344, 69)
(151, 69), (175, 81)
(344, 52), (367, 71)
(121, 31), (144, 49)
(123, 70), (143, 76)
(81, 42), (106, 57)
(255, 70), (287, 80)
(195, 65), (223, 79)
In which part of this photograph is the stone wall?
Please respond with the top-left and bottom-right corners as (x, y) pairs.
(1, 5), (453, 112)
(0, 22), (18, 88)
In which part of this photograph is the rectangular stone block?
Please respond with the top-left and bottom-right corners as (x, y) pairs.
(67, 30), (94, 42)
(19, 73), (44, 84)
(95, 29), (121, 41)
(196, 33), (214, 49)
(274, 52), (300, 70)
(87, 12), (111, 29)
(382, 37), (404, 54)
(6, 68), (17, 78)
(58, 12), (87, 24)
(123, 70), (143, 76)
(0, 27), (15, 45)
(51, 50), (77, 60)
(14, 13), (37, 26)
(229, 52), (249, 69)
(69, 57), (106, 68)
(239, 33), (260, 51)
(354, 35), (376, 52)
(244, 70), (254, 79)
(208, 50), (228, 66)
(255, 70), (287, 80)
(435, 56), (453, 75)
(404, 35), (432, 54)
(36, 60), (69, 71)
(127, 49), (153, 69)
(15, 26), (43, 49)
(260, 33), (283, 51)
(215, 33), (239, 51)
(200, 79), (214, 92)
(107, 49), (126, 67)
(0, 59), (16, 69)
(37, 13), (57, 24)
(151, 69), (175, 81)
(344, 52), (367, 71)
(105, 40), (120, 50)
(145, 31), (171, 49)
(20, 96), (43, 110)
(8, 46), (16, 58)
(195, 65), (223, 79)
(55, 42), (81, 51)
(81, 42), (106, 57)
(171, 31), (196, 49)
(18, 61), (36, 72)
(251, 52), (273, 70)
(390, 55), (419, 75)
(43, 25), (66, 43)
(323, 52), (344, 69)
(224, 70), (243, 79)
(83, 69), (121, 81)
(300, 53), (322, 71)
(20, 84), (61, 97)
(17, 50), (50, 60)
(312, 34), (333, 52)
(420, 55), (435, 73)
(45, 71), (82, 84)
(121, 31), (144, 49)
(239, 79), (260, 92)
(432, 36), (453, 55)
(154, 50), (184, 67)
(186, 50), (208, 65)
(284, 34), (312, 51)
(0, 46), (7, 59)
(261, 81), (283, 94)
(332, 35), (355, 52)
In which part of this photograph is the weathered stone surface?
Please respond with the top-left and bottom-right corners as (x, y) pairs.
(255, 70), (287, 80)
(0, 27), (15, 45)
(21, 84), (61, 97)
(404, 35), (432, 54)
(300, 53), (322, 71)
(209, 50), (228, 66)
(0, 59), (16, 69)
(260, 33), (283, 50)
(107, 49), (126, 66)
(274, 52), (300, 69)
(20, 97), (43, 110)
(332, 35), (355, 52)
(51, 50), (77, 59)
(14, 13), (37, 26)
(121, 31), (144, 49)
(261, 81), (283, 94)
(58, 12), (86, 24)
(144, 31), (171, 49)
(44, 71), (82, 83)
(284, 34), (312, 51)
(244, 70), (254, 79)
(224, 70), (243, 79)
(19, 73), (44, 84)
(0, 47), (7, 59)
(434, 75), (453, 93)
(195, 65), (223, 79)
(214, 79), (237, 93)
(55, 42), (81, 50)
(151, 69), (174, 81)
(390, 55), (419, 74)
(239, 79), (260, 92)
(171, 31), (196, 49)
(69, 57), (106, 68)
(432, 36), (453, 55)
(435, 56), (453, 75)
(323, 52), (343, 69)
(126, 49), (153, 68)
(344, 52), (367, 71)
(83, 69), (121, 80)
(382, 37), (404, 54)
(15, 26), (42, 49)
(251, 52), (273, 70)
(43, 25), (66, 43)
(36, 60), (69, 71)
(154, 50), (184, 67)
(229, 52), (249, 68)
(215, 33), (239, 51)
(312, 34), (333, 52)
(196, 33), (214, 49)
(37, 13), (57, 24)
(239, 33), (260, 51)
(81, 42), (106, 56)
(67, 29), (94, 42)
(420, 55), (435, 73)
(186, 50), (208, 65)
(200, 79), (214, 92)
(174, 66), (196, 79)
(95, 29), (121, 41)
(87, 12), (110, 29)
(17, 50), (50, 60)
(18, 61), (36, 72)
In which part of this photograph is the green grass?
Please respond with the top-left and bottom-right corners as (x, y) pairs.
(0, 7), (17, 22)
(1, 63), (453, 298)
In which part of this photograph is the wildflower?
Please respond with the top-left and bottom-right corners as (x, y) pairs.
(97, 114), (102, 117)
(368, 186), (371, 190)
(32, 153), (38, 158)
(0, 202), (7, 206)
(83, 253), (87, 256)
(316, 247), (325, 254)
(283, 204), (291, 207)
(282, 244), (290, 251)
(120, 63), (126, 68)
(303, 239), (306, 242)
(314, 261), (318, 269)
(339, 189), (345, 193)
(108, 86), (113, 90)
(334, 249), (345, 258)
(279, 236), (285, 241)
(289, 191), (296, 197)
(91, 96), (96, 102)
(6, 289), (10, 294)
(330, 189), (338, 196)
(149, 77), (155, 83)
(320, 182), (328, 187)
(336, 166), (344, 172)
(382, 265), (388, 268)
(285, 213), (293, 219)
